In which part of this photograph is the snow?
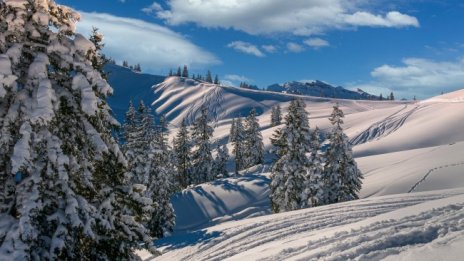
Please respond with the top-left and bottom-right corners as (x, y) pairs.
(72, 73), (98, 116)
(31, 79), (55, 124)
(135, 79), (464, 260)
(73, 34), (95, 54)
(154, 189), (464, 260)
(10, 122), (32, 174)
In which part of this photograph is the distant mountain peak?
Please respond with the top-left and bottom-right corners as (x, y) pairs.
(268, 80), (379, 100)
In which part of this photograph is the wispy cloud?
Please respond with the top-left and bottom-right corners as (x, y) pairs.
(142, 2), (162, 14)
(287, 42), (305, 53)
(77, 12), (219, 73)
(152, 0), (419, 36)
(304, 38), (330, 49)
(349, 57), (464, 98)
(262, 45), (277, 53)
(227, 41), (265, 57)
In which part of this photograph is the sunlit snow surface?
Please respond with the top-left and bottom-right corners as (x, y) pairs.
(138, 78), (464, 260)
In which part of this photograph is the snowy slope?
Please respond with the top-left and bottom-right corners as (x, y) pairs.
(105, 64), (165, 122)
(152, 76), (406, 127)
(143, 79), (464, 260)
(145, 188), (464, 261)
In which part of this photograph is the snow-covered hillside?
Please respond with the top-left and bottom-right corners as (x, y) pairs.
(140, 79), (464, 260)
(105, 64), (165, 122)
(148, 188), (464, 261)
(152, 76), (406, 127)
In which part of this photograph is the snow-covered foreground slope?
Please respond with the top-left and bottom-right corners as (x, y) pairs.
(143, 80), (464, 260)
(145, 188), (464, 261)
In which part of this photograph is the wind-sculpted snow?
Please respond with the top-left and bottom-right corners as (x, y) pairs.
(150, 189), (464, 261)
(350, 105), (418, 145)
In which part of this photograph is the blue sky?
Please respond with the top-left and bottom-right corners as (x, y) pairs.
(59, 0), (464, 99)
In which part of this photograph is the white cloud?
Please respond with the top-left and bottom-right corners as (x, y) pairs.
(227, 41), (265, 57)
(371, 58), (464, 90)
(154, 0), (419, 36)
(304, 38), (330, 49)
(287, 42), (305, 53)
(224, 74), (251, 82)
(142, 2), (162, 14)
(262, 45), (277, 53)
(349, 57), (464, 98)
(77, 12), (219, 73)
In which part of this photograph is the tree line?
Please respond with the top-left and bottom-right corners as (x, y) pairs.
(168, 65), (220, 84)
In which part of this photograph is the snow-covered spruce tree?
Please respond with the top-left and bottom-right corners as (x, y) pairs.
(181, 65), (188, 78)
(213, 144), (229, 178)
(191, 107), (214, 184)
(244, 108), (264, 168)
(324, 103), (363, 204)
(176, 66), (181, 77)
(173, 118), (192, 188)
(232, 117), (246, 175)
(206, 70), (213, 83)
(270, 99), (312, 213)
(301, 126), (326, 208)
(146, 137), (175, 239)
(123, 101), (175, 239)
(229, 118), (237, 143)
(0, 1), (155, 259)
(88, 26), (108, 80)
(271, 104), (282, 127)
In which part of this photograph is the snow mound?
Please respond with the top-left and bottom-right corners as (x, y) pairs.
(422, 89), (464, 103)
(152, 188), (464, 260)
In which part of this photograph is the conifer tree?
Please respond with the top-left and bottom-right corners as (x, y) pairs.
(168, 69), (173, 76)
(0, 1), (155, 259)
(244, 108), (264, 168)
(301, 127), (326, 208)
(182, 65), (189, 78)
(270, 100), (312, 213)
(88, 26), (108, 79)
(176, 66), (182, 77)
(206, 70), (213, 83)
(230, 118), (237, 143)
(232, 117), (246, 175)
(390, 92), (395, 101)
(191, 107), (214, 183)
(173, 119), (192, 188)
(214, 74), (220, 85)
(271, 104), (282, 127)
(324, 104), (363, 204)
(214, 144), (229, 178)
(123, 60), (129, 67)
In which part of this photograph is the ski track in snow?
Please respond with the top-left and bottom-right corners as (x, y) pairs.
(408, 161), (464, 193)
(350, 105), (418, 145)
(154, 190), (464, 261)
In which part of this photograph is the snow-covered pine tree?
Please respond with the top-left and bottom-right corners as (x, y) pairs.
(182, 65), (188, 78)
(270, 99), (312, 213)
(324, 103), (363, 204)
(244, 108), (264, 168)
(232, 117), (246, 175)
(214, 74), (219, 85)
(191, 107), (214, 184)
(176, 66), (181, 77)
(0, 1), (155, 259)
(301, 126), (326, 208)
(271, 104), (282, 127)
(213, 144), (229, 178)
(173, 119), (192, 188)
(146, 134), (176, 239)
(88, 26), (108, 79)
(206, 70), (213, 83)
(229, 118), (237, 143)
